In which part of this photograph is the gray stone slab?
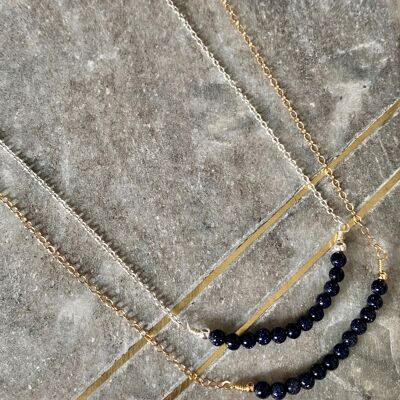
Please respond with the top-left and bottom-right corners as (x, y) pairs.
(0, 0), (398, 399)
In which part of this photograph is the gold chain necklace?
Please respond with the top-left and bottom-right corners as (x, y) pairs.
(220, 0), (387, 280)
(0, 193), (252, 393)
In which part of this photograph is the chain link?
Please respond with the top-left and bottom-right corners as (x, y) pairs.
(0, 192), (253, 393)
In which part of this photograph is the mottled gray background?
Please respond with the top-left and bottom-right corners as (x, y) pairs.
(0, 0), (399, 399)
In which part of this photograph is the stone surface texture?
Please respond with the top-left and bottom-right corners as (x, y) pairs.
(0, 0), (399, 399)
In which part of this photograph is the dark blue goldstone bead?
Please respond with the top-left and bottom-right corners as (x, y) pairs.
(285, 378), (301, 395)
(271, 382), (286, 400)
(286, 323), (301, 339)
(256, 328), (272, 346)
(371, 279), (388, 295)
(330, 251), (347, 268)
(333, 343), (349, 359)
(309, 305), (324, 322)
(272, 327), (287, 344)
(329, 266), (345, 283)
(323, 354), (339, 370)
(241, 332), (257, 349)
(225, 333), (241, 350)
(360, 306), (376, 323)
(351, 318), (367, 335)
(324, 280), (340, 296)
(255, 381), (271, 399)
(316, 292), (332, 309)
(367, 293), (383, 310)
(299, 316), (313, 331)
(310, 363), (327, 380)
(299, 372), (315, 390)
(209, 329), (225, 346)
(342, 331), (358, 347)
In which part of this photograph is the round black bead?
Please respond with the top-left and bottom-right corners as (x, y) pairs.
(298, 316), (313, 331)
(309, 305), (324, 321)
(367, 293), (383, 310)
(286, 323), (301, 339)
(310, 363), (327, 380)
(271, 382), (286, 400)
(285, 378), (301, 395)
(272, 327), (287, 344)
(209, 329), (225, 346)
(299, 372), (315, 390)
(225, 333), (241, 350)
(342, 331), (358, 347)
(330, 251), (347, 268)
(371, 279), (388, 295)
(241, 332), (256, 349)
(256, 328), (272, 346)
(254, 381), (271, 399)
(333, 343), (349, 359)
(351, 318), (367, 335)
(329, 267), (345, 283)
(360, 306), (376, 323)
(324, 281), (340, 296)
(316, 292), (332, 309)
(323, 354), (339, 370)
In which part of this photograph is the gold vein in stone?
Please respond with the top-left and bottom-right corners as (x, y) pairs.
(162, 169), (400, 400)
(76, 100), (399, 400)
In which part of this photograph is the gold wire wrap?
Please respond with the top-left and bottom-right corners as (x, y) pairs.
(220, 0), (388, 279)
(0, 193), (252, 393)
(378, 258), (387, 281)
(234, 382), (255, 392)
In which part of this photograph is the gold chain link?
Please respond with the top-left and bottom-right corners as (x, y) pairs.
(0, 193), (253, 393)
(220, 0), (387, 279)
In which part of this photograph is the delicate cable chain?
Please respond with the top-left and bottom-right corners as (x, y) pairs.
(219, 0), (387, 279)
(0, 138), (209, 337)
(165, 0), (345, 231)
(0, 192), (253, 393)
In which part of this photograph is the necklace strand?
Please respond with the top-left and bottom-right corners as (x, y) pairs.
(0, 193), (253, 393)
(218, 0), (387, 277)
(0, 138), (207, 338)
